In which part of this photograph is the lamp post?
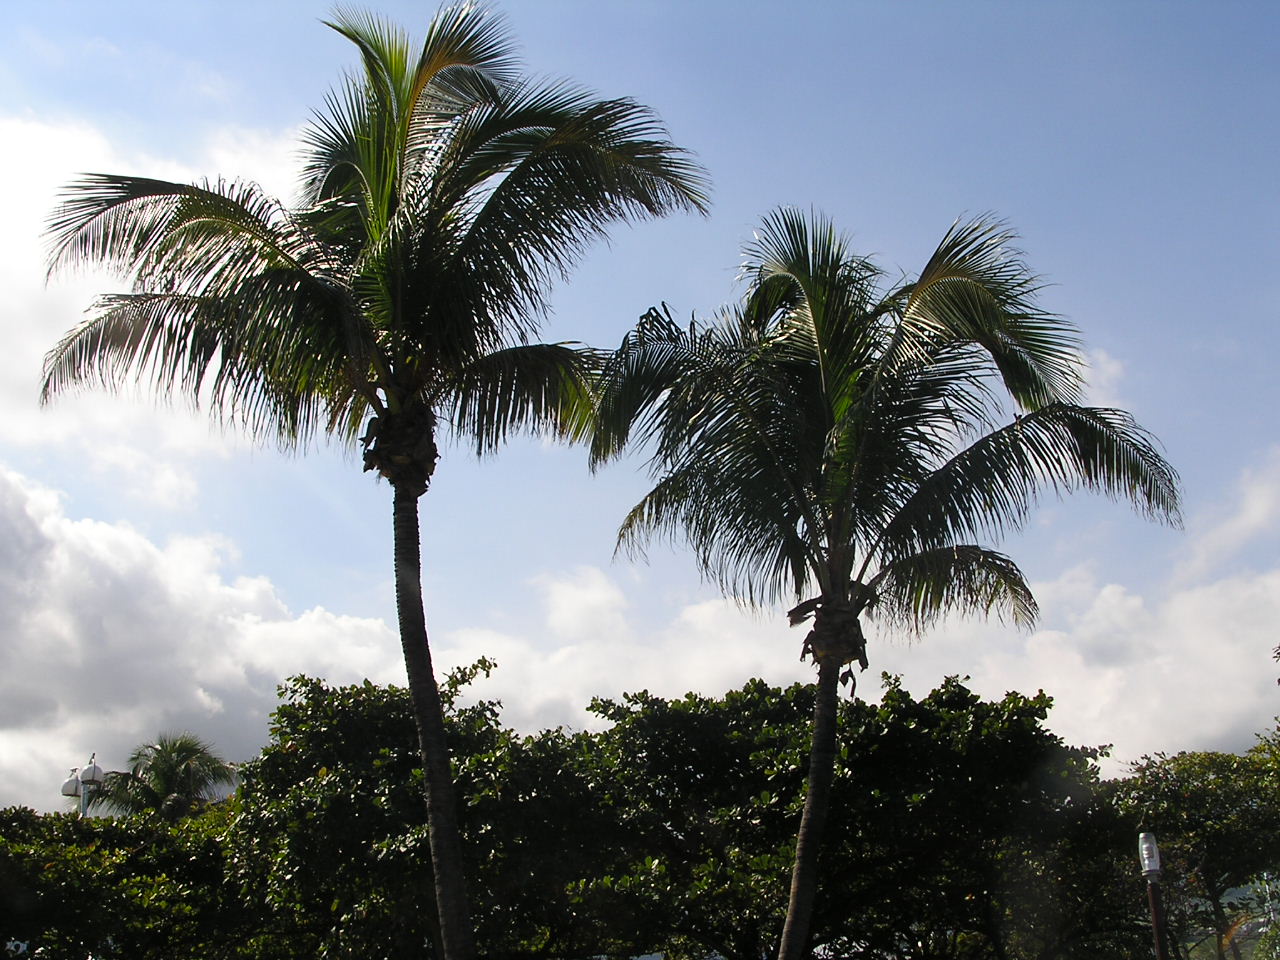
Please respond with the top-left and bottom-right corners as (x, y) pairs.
(1139, 831), (1171, 960)
(60, 753), (105, 816)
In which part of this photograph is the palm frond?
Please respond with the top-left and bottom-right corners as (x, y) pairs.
(89, 732), (235, 820)
(42, 292), (225, 402)
(405, 79), (707, 345)
(866, 545), (1037, 632)
(407, 2), (515, 112)
(590, 303), (693, 466)
(51, 293), (351, 443)
(741, 207), (884, 409)
(830, 341), (1008, 548)
(300, 76), (380, 224)
(47, 175), (304, 284)
(326, 8), (414, 109)
(304, 5), (515, 230)
(617, 460), (815, 604)
(889, 215), (1083, 409)
(327, 3), (514, 127)
(445, 342), (594, 452)
(874, 403), (1181, 562)
(90, 770), (161, 817)
(599, 315), (827, 603)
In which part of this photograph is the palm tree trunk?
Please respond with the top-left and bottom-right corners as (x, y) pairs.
(777, 656), (841, 960)
(392, 482), (476, 960)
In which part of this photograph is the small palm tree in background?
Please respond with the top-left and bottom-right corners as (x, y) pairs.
(591, 207), (1181, 960)
(41, 7), (707, 958)
(89, 732), (235, 822)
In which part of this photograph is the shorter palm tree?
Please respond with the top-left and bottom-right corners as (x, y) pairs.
(90, 732), (236, 821)
(591, 208), (1181, 959)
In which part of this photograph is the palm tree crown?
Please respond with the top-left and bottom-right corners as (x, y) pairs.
(90, 732), (235, 822)
(592, 207), (1180, 959)
(42, 8), (707, 959)
(596, 209), (1177, 622)
(44, 7), (707, 465)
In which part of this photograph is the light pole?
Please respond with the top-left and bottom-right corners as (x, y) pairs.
(60, 753), (105, 816)
(1139, 831), (1171, 960)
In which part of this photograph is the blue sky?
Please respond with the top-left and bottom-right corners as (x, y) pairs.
(2, 1), (1278, 810)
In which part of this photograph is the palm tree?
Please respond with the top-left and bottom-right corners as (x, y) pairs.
(41, 8), (708, 958)
(89, 732), (236, 821)
(591, 208), (1180, 960)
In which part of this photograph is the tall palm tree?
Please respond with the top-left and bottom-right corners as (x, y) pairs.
(591, 208), (1180, 960)
(89, 732), (236, 821)
(41, 8), (708, 958)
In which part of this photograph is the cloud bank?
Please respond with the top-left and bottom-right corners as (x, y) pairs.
(4, 447), (1279, 810)
(0, 467), (404, 810)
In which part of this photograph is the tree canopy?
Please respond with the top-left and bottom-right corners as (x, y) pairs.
(13, 673), (1269, 960)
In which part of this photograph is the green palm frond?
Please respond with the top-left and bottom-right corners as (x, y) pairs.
(47, 175), (305, 285)
(866, 545), (1037, 632)
(617, 460), (815, 604)
(832, 342), (1017, 548)
(330, 3), (514, 137)
(404, 79), (707, 348)
(42, 292), (226, 401)
(589, 303), (690, 465)
(41, 289), (351, 443)
(305, 6), (514, 222)
(446, 342), (594, 452)
(89, 732), (235, 821)
(42, 173), (376, 444)
(327, 8), (415, 111)
(301, 74), (381, 227)
(407, 2), (517, 100)
(873, 403), (1181, 563)
(601, 319), (823, 603)
(888, 215), (1083, 409)
(742, 207), (885, 405)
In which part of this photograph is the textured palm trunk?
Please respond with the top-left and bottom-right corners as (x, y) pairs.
(777, 655), (841, 960)
(392, 482), (476, 960)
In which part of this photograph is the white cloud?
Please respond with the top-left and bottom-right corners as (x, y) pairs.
(84, 442), (201, 510)
(879, 565), (1276, 776)
(535, 565), (630, 643)
(438, 568), (813, 733)
(1178, 446), (1280, 581)
(0, 466), (404, 812)
(870, 449), (1280, 772)
(439, 558), (1277, 780)
(7, 438), (1280, 814)
(204, 123), (307, 203)
(1084, 348), (1126, 407)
